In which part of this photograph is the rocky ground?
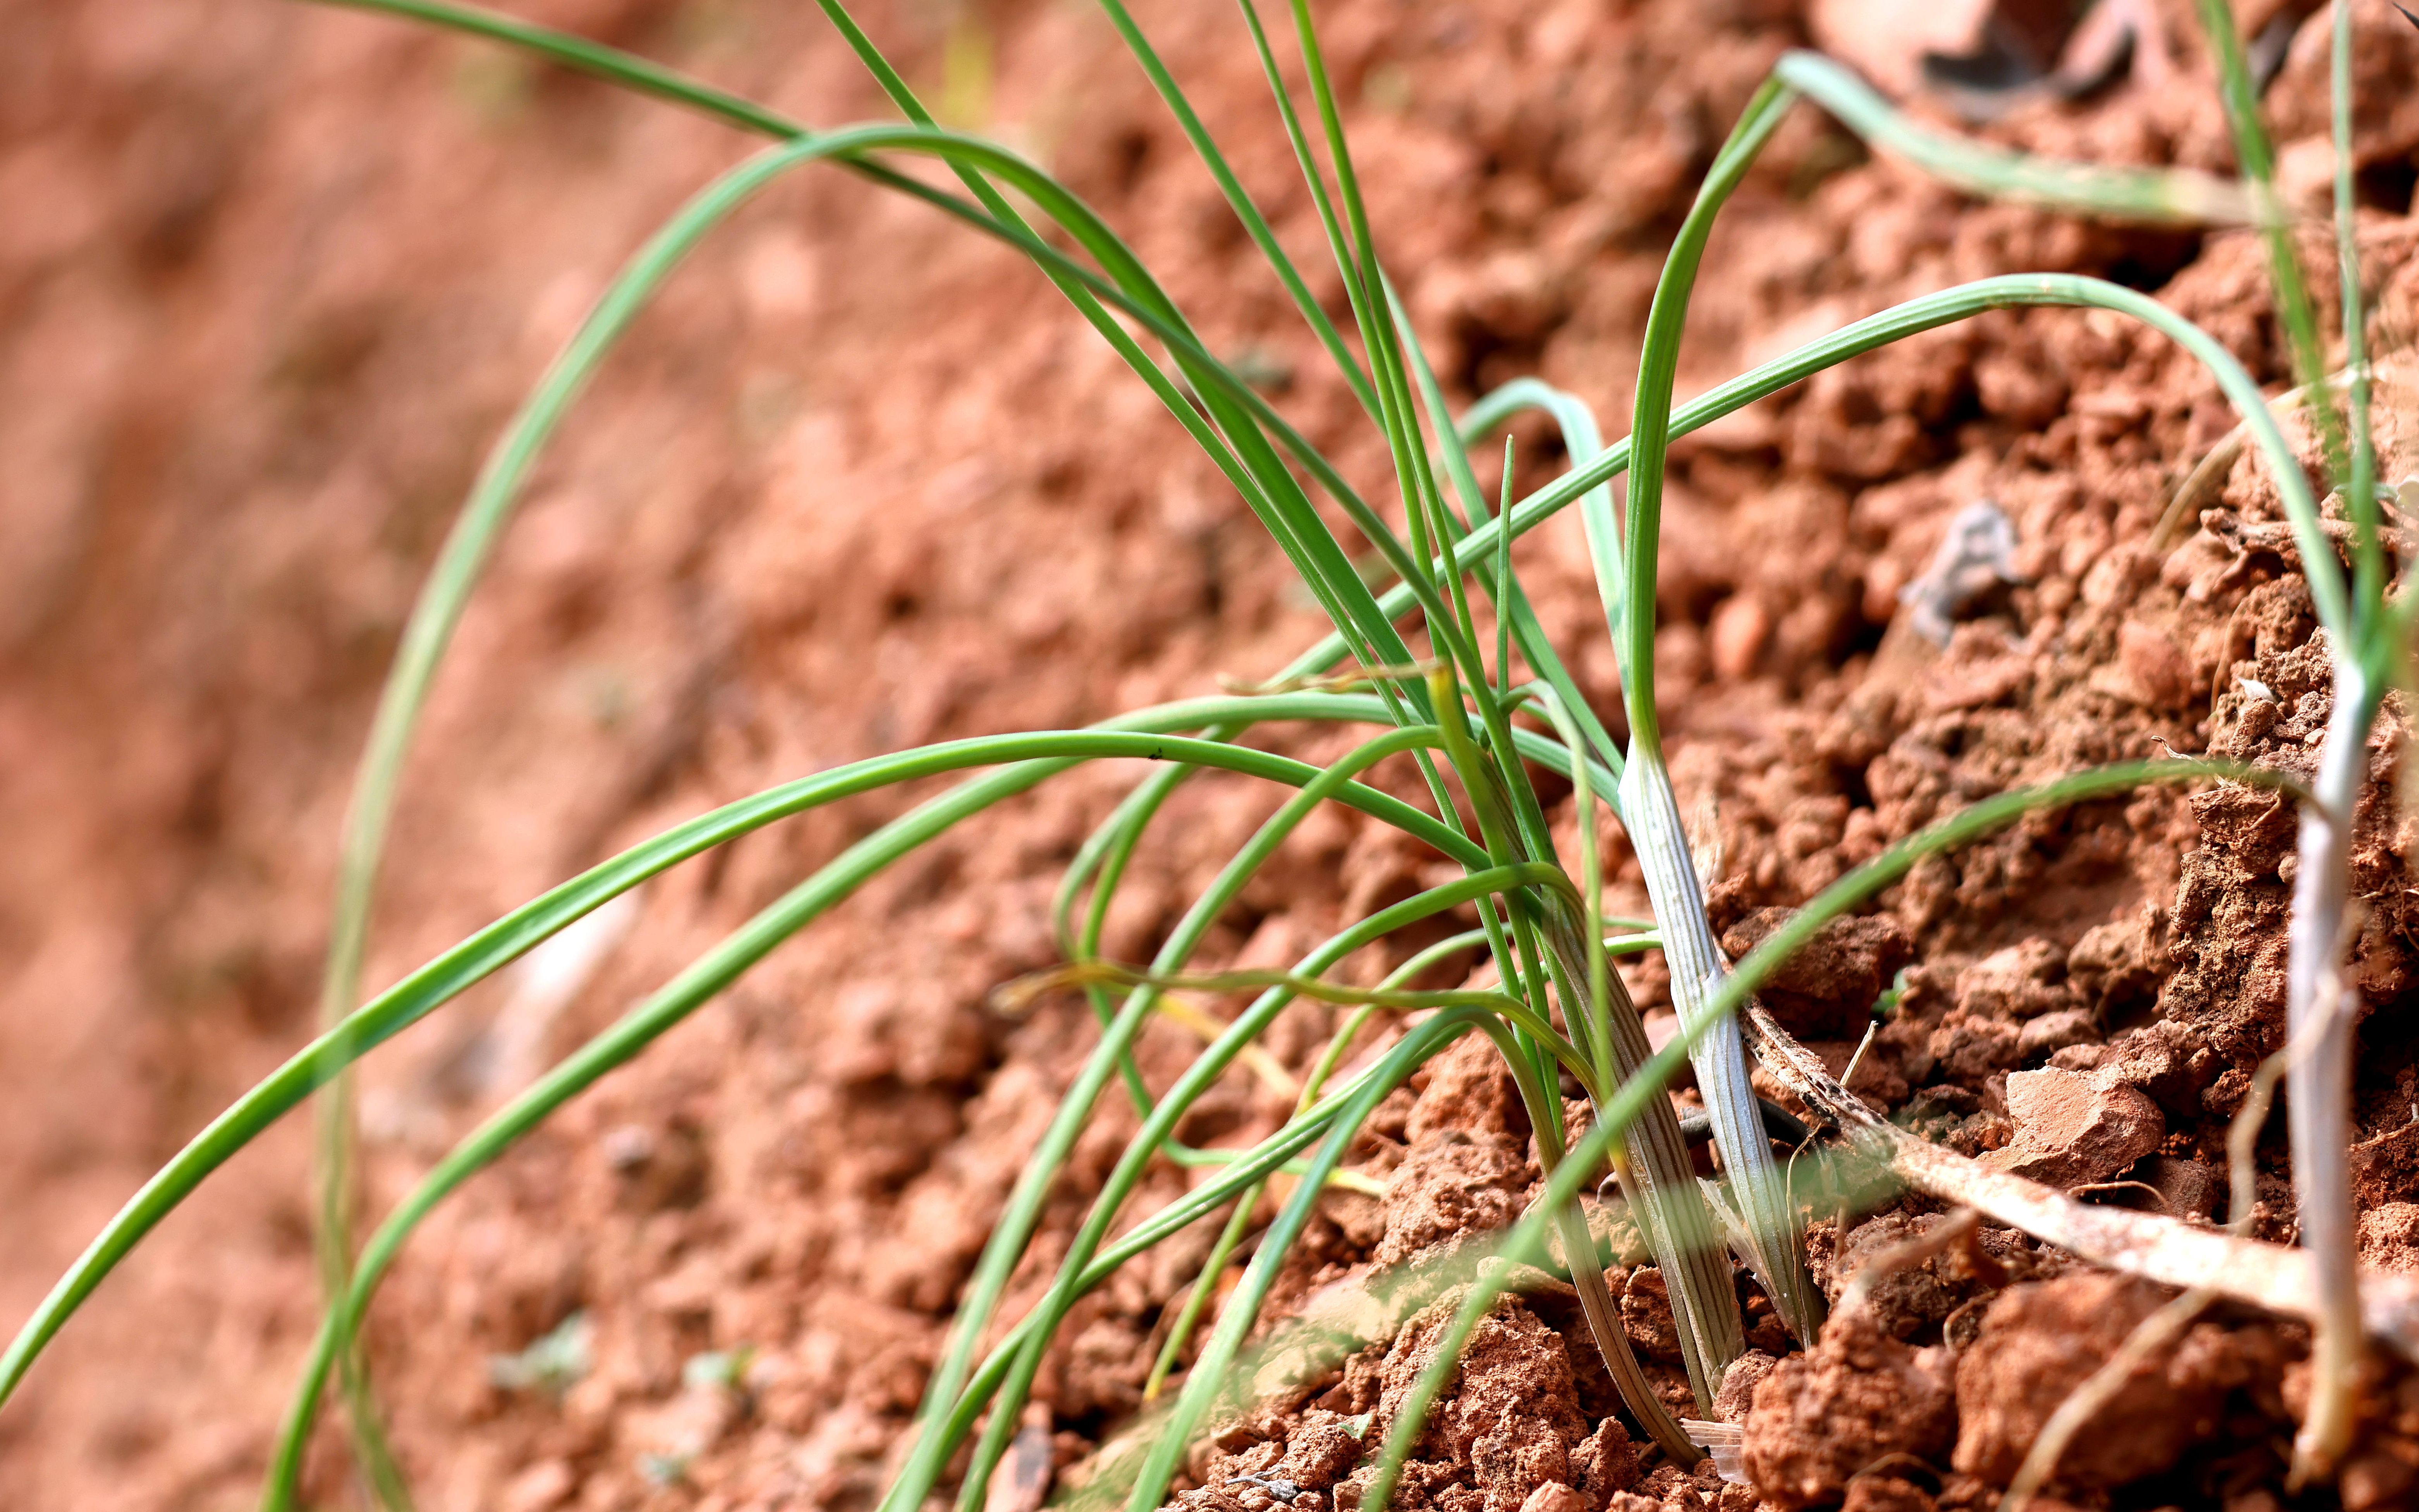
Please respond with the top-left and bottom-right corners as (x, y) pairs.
(9, 0), (2419, 1507)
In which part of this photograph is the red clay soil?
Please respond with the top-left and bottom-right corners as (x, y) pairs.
(10, 0), (2419, 1507)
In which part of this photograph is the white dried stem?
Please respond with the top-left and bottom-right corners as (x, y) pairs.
(1554, 921), (1744, 1416)
(1739, 1004), (2419, 1358)
(2283, 655), (2374, 1486)
(1621, 756), (1825, 1351)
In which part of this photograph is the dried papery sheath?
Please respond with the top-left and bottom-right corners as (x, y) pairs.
(1621, 756), (1824, 1357)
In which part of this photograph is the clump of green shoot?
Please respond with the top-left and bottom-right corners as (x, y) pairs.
(0, 3), (2407, 1511)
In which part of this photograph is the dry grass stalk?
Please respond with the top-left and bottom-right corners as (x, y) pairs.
(1739, 1004), (2419, 1358)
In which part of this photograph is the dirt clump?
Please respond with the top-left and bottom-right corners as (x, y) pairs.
(1833, 1476), (1936, 1512)
(1409, 1033), (1539, 1149)
(2134, 1152), (2225, 1220)
(1376, 1137), (1539, 1270)
(2352, 1120), (2419, 1210)
(1989, 1066), (2165, 1187)
(1740, 1302), (1956, 1510)
(1517, 1483), (1590, 1512)
(1618, 1268), (1684, 1366)
(1951, 1271), (2285, 1494)
(1815, 1211), (2040, 1347)
(1377, 1035), (1540, 1268)
(1720, 908), (1913, 1039)
(1714, 1350), (1782, 1423)
(1313, 1296), (1610, 1512)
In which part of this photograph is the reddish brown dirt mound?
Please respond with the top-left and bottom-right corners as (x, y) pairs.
(13, 0), (2419, 1509)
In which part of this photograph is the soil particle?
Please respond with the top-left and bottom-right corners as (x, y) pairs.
(1620, 1267), (1684, 1364)
(1374, 1136), (1538, 1269)
(1568, 1415), (1641, 1503)
(1519, 1483), (1590, 1512)
(1279, 1412), (1373, 1491)
(1838, 1477), (1936, 1512)
(1989, 1067), (2165, 1187)
(2115, 619), (2197, 710)
(1924, 1013), (2023, 1087)
(2358, 1203), (2419, 1274)
(2338, 1373), (2419, 1512)
(1953, 941), (2074, 1023)
(2064, 908), (2168, 1019)
(2136, 1152), (2224, 1220)
(2012, 1009), (2098, 1065)
(1715, 1350), (1782, 1423)
(1635, 1462), (1703, 1509)
(2092, 1019), (2223, 1120)
(2342, 1447), (2419, 1512)
(2166, 572), (2419, 1105)
(1740, 1302), (1957, 1510)
(2266, 0), (2419, 170)
(1720, 908), (1913, 1039)
(1408, 1031), (1537, 1147)
(1950, 1271), (2276, 1493)
(1334, 1296), (1593, 1512)
(1821, 1212), (2026, 1345)
(2354, 1120), (2419, 1210)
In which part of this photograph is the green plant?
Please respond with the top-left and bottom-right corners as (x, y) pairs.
(0, 1), (2405, 1509)
(2192, 0), (2396, 1482)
